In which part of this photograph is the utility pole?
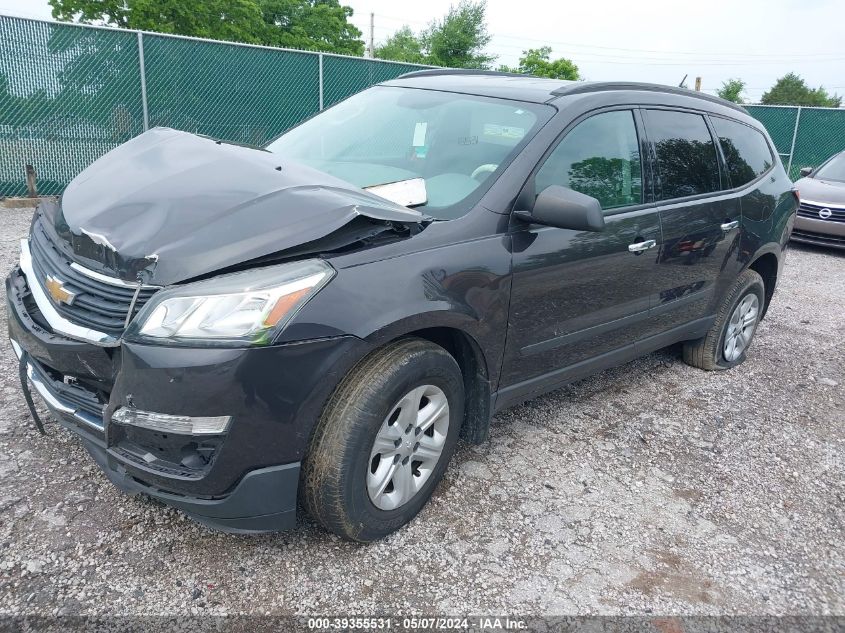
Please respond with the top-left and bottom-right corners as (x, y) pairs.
(694, 76), (702, 91)
(25, 164), (38, 198)
(367, 12), (375, 58)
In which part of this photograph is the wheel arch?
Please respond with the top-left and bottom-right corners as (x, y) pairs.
(364, 319), (495, 445)
(747, 249), (780, 319)
(401, 326), (492, 445)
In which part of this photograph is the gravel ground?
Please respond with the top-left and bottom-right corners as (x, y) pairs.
(0, 204), (842, 618)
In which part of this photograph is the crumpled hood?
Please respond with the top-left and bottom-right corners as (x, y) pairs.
(46, 127), (423, 285)
(796, 176), (845, 206)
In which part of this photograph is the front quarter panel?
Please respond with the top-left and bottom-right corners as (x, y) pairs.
(278, 234), (513, 390)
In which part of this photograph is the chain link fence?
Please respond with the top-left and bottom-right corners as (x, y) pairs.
(0, 15), (430, 196)
(0, 17), (145, 195)
(2, 15), (844, 196)
(745, 105), (845, 179)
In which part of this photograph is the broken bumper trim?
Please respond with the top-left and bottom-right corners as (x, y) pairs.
(11, 338), (106, 435)
(12, 337), (299, 533)
(83, 438), (300, 534)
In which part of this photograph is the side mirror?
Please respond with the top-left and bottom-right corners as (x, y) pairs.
(799, 167), (813, 178)
(517, 185), (605, 231)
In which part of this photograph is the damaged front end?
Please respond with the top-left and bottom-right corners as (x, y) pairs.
(19, 127), (430, 348)
(7, 127), (424, 532)
(46, 127), (428, 286)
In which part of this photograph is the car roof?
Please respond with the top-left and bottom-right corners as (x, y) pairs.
(384, 69), (747, 114)
(384, 70), (577, 104)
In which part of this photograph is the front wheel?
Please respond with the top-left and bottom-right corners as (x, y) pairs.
(301, 338), (464, 542)
(683, 269), (765, 371)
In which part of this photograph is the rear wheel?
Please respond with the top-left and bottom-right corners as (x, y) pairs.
(301, 338), (464, 542)
(683, 269), (765, 371)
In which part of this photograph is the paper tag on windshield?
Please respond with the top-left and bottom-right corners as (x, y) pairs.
(413, 122), (428, 147)
(483, 123), (524, 140)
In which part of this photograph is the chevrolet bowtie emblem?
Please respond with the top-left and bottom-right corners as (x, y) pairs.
(44, 275), (76, 306)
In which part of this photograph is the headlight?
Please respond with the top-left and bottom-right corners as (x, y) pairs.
(127, 259), (334, 345)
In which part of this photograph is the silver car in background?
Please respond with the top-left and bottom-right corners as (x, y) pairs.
(793, 150), (845, 249)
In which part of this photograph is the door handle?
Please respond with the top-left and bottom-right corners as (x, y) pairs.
(628, 239), (656, 253)
(721, 220), (739, 232)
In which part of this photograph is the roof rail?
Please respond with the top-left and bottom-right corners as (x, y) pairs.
(397, 68), (533, 80)
(551, 81), (747, 113)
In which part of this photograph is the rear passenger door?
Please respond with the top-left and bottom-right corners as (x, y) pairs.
(644, 108), (742, 330)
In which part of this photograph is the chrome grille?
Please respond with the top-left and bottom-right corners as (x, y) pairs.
(28, 221), (158, 336)
(797, 200), (845, 223)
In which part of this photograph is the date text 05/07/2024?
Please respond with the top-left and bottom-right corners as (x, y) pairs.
(306, 617), (528, 630)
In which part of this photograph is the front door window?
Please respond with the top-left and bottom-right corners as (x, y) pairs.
(535, 110), (643, 210)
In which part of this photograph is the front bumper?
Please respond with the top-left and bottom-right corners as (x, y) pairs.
(791, 214), (845, 249)
(84, 437), (301, 533)
(6, 264), (368, 533)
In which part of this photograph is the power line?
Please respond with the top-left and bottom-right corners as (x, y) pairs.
(487, 41), (845, 64)
(489, 32), (844, 59)
(371, 12), (844, 61)
(478, 44), (842, 68)
(363, 19), (845, 64)
(481, 43), (845, 66)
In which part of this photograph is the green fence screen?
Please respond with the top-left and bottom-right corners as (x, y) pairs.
(0, 15), (429, 196)
(143, 34), (321, 146)
(2, 15), (844, 196)
(745, 105), (845, 179)
(0, 16), (144, 195)
(322, 55), (430, 108)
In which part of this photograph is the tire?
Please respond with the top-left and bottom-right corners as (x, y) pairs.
(683, 269), (765, 371)
(301, 337), (464, 542)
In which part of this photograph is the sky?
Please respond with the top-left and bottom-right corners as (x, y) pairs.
(2, 0), (843, 103)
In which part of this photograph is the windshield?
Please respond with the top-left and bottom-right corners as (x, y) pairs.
(266, 86), (552, 219)
(815, 153), (845, 182)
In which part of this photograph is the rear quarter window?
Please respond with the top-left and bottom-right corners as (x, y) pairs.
(711, 117), (774, 188)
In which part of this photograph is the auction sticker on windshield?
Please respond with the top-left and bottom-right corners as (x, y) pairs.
(483, 123), (525, 139)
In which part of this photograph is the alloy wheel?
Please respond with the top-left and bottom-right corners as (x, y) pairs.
(723, 293), (760, 362)
(366, 384), (450, 511)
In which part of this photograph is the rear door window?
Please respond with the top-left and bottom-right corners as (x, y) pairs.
(711, 117), (774, 187)
(645, 110), (721, 200)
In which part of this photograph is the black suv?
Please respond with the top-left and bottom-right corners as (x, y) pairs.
(7, 71), (797, 541)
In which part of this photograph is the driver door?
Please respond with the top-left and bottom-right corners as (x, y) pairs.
(499, 108), (664, 395)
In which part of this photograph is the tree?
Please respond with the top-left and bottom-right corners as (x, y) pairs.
(717, 78), (745, 104)
(376, 1), (495, 69)
(568, 155), (639, 208)
(50, 0), (267, 42)
(374, 26), (425, 64)
(260, 0), (363, 55)
(761, 73), (841, 108)
(499, 47), (579, 80)
(654, 138), (720, 198)
(48, 0), (364, 54)
(421, 1), (494, 69)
